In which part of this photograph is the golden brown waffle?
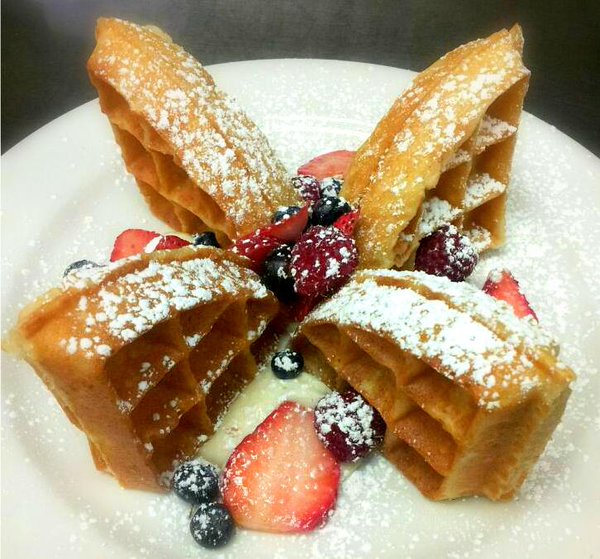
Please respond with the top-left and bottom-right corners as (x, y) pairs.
(5, 247), (279, 492)
(342, 26), (530, 269)
(294, 270), (574, 500)
(87, 18), (300, 245)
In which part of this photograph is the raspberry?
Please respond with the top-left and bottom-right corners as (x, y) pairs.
(290, 226), (358, 298)
(291, 175), (321, 207)
(414, 224), (478, 282)
(314, 389), (386, 463)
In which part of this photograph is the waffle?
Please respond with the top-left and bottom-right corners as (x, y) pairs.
(293, 270), (574, 500)
(87, 18), (300, 245)
(5, 247), (279, 492)
(342, 26), (530, 269)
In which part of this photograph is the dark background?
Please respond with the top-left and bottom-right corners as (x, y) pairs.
(2, 0), (599, 155)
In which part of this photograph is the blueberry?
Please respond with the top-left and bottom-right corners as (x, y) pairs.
(261, 245), (296, 303)
(172, 461), (219, 504)
(192, 232), (220, 248)
(310, 196), (352, 226)
(190, 502), (234, 549)
(272, 205), (302, 224)
(63, 259), (100, 277)
(271, 349), (304, 380)
(320, 177), (343, 198)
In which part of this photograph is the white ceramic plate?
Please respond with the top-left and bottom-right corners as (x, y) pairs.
(2, 60), (600, 558)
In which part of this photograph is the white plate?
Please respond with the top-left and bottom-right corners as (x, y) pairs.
(2, 59), (600, 558)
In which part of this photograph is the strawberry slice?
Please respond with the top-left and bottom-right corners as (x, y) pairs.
(263, 205), (310, 243)
(482, 269), (538, 320)
(333, 208), (360, 236)
(297, 150), (356, 181)
(231, 231), (285, 272)
(110, 229), (191, 262)
(222, 401), (340, 534)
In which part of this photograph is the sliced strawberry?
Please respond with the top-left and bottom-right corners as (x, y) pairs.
(263, 205), (310, 243)
(231, 231), (285, 272)
(222, 401), (340, 533)
(110, 229), (159, 261)
(154, 235), (191, 251)
(333, 208), (360, 236)
(297, 150), (356, 181)
(291, 226), (359, 298)
(482, 269), (538, 320)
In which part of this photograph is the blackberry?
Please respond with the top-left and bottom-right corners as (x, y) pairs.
(310, 196), (352, 226)
(192, 232), (220, 248)
(171, 461), (219, 504)
(190, 502), (234, 549)
(271, 349), (304, 380)
(261, 245), (296, 303)
(320, 177), (343, 198)
(63, 259), (100, 277)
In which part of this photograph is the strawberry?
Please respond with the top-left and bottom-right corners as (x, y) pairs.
(290, 226), (358, 297)
(482, 269), (538, 321)
(263, 205), (310, 243)
(222, 401), (340, 533)
(231, 231), (285, 272)
(110, 229), (190, 262)
(297, 150), (356, 181)
(333, 208), (360, 236)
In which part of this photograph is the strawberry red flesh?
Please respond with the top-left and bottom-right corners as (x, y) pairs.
(231, 231), (285, 272)
(110, 229), (160, 262)
(154, 235), (191, 251)
(482, 269), (538, 320)
(297, 150), (356, 181)
(263, 205), (310, 242)
(221, 401), (340, 534)
(333, 208), (360, 236)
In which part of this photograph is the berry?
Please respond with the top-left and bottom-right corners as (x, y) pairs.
(193, 232), (220, 248)
(261, 245), (296, 303)
(110, 229), (190, 261)
(263, 204), (310, 242)
(171, 461), (219, 504)
(271, 349), (304, 379)
(320, 177), (343, 198)
(290, 226), (358, 298)
(190, 502), (234, 549)
(414, 224), (478, 282)
(63, 259), (100, 276)
(110, 229), (160, 261)
(311, 196), (352, 226)
(314, 390), (386, 463)
(297, 150), (355, 181)
(291, 175), (321, 207)
(333, 208), (360, 237)
(482, 269), (538, 320)
(222, 401), (340, 533)
(231, 231), (284, 272)
(272, 205), (302, 223)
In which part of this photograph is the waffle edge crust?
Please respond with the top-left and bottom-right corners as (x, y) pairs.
(293, 270), (575, 501)
(5, 247), (279, 492)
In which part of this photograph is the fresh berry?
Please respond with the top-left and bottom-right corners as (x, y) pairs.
(63, 259), (100, 276)
(311, 196), (352, 226)
(261, 245), (296, 303)
(291, 175), (321, 207)
(320, 177), (343, 198)
(297, 150), (355, 181)
(333, 208), (360, 237)
(272, 206), (302, 223)
(171, 461), (219, 504)
(193, 232), (220, 248)
(153, 234), (191, 251)
(232, 231), (284, 272)
(482, 269), (538, 320)
(314, 389), (386, 463)
(291, 226), (358, 297)
(271, 349), (304, 379)
(414, 224), (478, 282)
(190, 502), (235, 549)
(222, 401), (340, 533)
(110, 229), (160, 261)
(264, 204), (310, 242)
(290, 294), (321, 322)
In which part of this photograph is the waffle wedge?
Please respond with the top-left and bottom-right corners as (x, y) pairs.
(343, 26), (530, 269)
(5, 247), (278, 492)
(294, 270), (574, 500)
(88, 18), (300, 245)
